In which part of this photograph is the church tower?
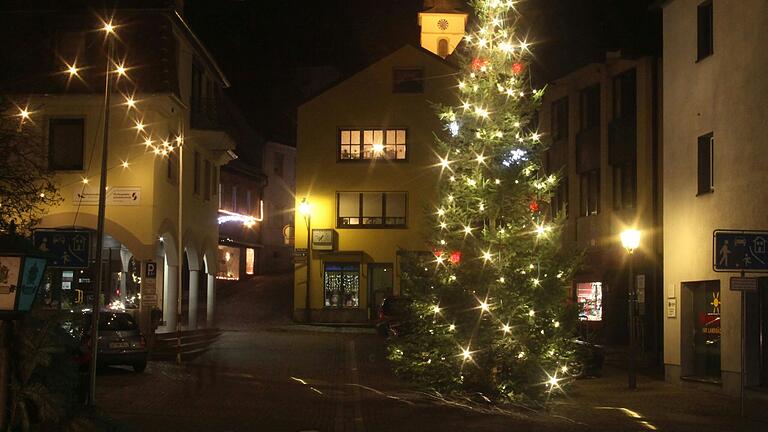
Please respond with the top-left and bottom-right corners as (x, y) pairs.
(418, 0), (468, 58)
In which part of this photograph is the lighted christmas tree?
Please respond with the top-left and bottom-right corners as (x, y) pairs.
(389, 0), (580, 403)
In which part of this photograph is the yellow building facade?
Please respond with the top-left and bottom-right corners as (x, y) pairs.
(10, 10), (235, 333)
(294, 45), (456, 322)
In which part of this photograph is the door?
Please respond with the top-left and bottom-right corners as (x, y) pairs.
(686, 280), (721, 381)
(368, 264), (393, 318)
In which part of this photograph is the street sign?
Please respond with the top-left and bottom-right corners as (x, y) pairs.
(713, 230), (768, 272)
(32, 230), (91, 268)
(730, 277), (758, 292)
(294, 248), (308, 257)
(145, 261), (157, 279)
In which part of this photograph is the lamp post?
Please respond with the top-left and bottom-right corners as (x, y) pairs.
(89, 20), (117, 406)
(298, 198), (312, 323)
(620, 228), (641, 390)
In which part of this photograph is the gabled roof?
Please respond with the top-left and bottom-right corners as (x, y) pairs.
(299, 43), (458, 108)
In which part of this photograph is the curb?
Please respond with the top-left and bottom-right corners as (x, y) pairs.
(268, 324), (377, 334)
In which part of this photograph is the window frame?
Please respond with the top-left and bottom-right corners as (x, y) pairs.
(336, 191), (408, 229)
(580, 84), (601, 131)
(612, 161), (636, 210)
(551, 97), (569, 143)
(579, 169), (600, 217)
(696, 0), (714, 62)
(337, 127), (409, 162)
(392, 68), (424, 93)
(48, 118), (85, 171)
(697, 132), (714, 196)
(323, 262), (361, 309)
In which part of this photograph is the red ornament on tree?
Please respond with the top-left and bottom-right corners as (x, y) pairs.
(471, 57), (489, 71)
(449, 250), (462, 265)
(511, 62), (525, 75)
(529, 200), (539, 213)
(433, 249), (444, 258)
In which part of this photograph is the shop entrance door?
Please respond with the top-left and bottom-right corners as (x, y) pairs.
(684, 280), (722, 381)
(368, 264), (393, 318)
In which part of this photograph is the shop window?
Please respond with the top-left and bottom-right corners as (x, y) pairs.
(323, 262), (360, 308)
(245, 248), (255, 275)
(49, 118), (84, 170)
(339, 128), (407, 160)
(684, 280), (721, 380)
(216, 245), (240, 280)
(337, 192), (406, 228)
(576, 282), (603, 321)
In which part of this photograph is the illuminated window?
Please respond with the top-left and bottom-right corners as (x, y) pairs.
(339, 128), (407, 160)
(337, 192), (406, 228)
(245, 248), (255, 275)
(576, 282), (603, 321)
(216, 245), (240, 280)
(324, 262), (359, 308)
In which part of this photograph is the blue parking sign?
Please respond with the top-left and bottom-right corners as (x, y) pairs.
(713, 230), (768, 272)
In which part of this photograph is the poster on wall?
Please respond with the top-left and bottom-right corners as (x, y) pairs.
(0, 256), (21, 311)
(576, 281), (603, 321)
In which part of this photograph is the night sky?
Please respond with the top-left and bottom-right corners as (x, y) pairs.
(184, 0), (660, 143)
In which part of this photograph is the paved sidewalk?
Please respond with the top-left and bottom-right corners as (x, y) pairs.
(549, 366), (768, 432)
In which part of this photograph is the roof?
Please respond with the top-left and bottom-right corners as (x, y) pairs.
(170, 11), (230, 88)
(299, 43), (458, 108)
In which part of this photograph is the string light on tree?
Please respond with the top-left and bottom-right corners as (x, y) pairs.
(389, 0), (578, 404)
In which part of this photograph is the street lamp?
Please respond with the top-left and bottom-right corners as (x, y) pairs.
(298, 198), (312, 323)
(620, 228), (641, 389)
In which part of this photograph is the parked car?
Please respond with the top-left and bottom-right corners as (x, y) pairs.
(566, 338), (605, 378)
(67, 311), (148, 373)
(375, 296), (411, 337)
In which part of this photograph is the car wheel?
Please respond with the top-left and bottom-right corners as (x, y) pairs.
(133, 361), (147, 373)
(566, 359), (585, 378)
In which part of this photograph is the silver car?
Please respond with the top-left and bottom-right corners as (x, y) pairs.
(76, 311), (149, 373)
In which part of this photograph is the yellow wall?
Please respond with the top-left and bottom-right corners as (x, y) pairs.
(418, 12), (467, 58)
(294, 45), (456, 321)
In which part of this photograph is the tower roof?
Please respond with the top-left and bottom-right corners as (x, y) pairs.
(423, 0), (464, 13)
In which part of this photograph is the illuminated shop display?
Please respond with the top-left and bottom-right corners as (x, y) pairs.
(576, 281), (603, 321)
(216, 245), (240, 280)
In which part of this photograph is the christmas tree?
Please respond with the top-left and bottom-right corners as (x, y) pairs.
(389, 0), (580, 403)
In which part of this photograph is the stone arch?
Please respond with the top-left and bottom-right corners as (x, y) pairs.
(38, 212), (149, 260)
(183, 235), (202, 272)
(156, 218), (179, 266)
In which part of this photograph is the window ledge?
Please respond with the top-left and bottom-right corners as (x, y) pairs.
(696, 189), (714, 197)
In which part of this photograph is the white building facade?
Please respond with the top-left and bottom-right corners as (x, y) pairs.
(662, 0), (768, 395)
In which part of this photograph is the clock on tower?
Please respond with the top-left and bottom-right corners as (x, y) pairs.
(418, 0), (468, 58)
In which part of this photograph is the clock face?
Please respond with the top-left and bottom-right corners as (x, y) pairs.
(437, 19), (449, 31)
(312, 229), (334, 250)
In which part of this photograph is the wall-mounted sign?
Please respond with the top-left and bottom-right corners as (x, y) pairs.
(311, 229), (335, 251)
(145, 261), (157, 279)
(667, 298), (677, 318)
(33, 230), (91, 268)
(730, 276), (757, 292)
(74, 186), (141, 206)
(713, 229), (768, 272)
